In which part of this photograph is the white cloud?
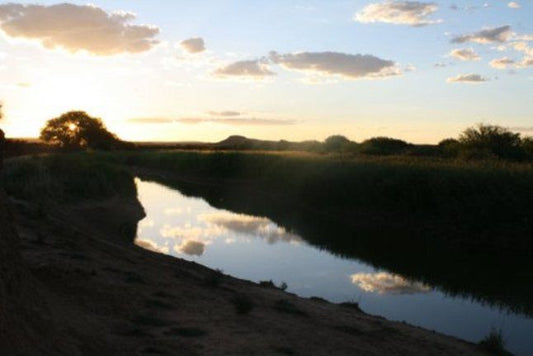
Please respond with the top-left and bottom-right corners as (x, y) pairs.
(179, 37), (206, 54)
(351, 272), (431, 294)
(508, 2), (521, 9)
(449, 48), (480, 61)
(270, 51), (401, 80)
(451, 25), (512, 44)
(354, 1), (441, 27)
(489, 57), (515, 69)
(446, 73), (489, 83)
(0, 3), (159, 55)
(213, 59), (275, 79)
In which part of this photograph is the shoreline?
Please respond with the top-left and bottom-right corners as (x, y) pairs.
(0, 185), (494, 355)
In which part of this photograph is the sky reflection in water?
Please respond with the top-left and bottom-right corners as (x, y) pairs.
(135, 178), (533, 356)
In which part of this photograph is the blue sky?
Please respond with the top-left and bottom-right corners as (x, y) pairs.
(0, 0), (531, 142)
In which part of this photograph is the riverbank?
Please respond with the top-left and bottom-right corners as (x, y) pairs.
(0, 154), (497, 355)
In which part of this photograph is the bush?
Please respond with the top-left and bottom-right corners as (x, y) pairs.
(324, 135), (352, 152)
(478, 328), (512, 356)
(359, 137), (411, 155)
(459, 124), (524, 161)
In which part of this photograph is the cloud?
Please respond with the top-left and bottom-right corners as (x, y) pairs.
(213, 59), (275, 79)
(179, 37), (205, 54)
(449, 48), (480, 61)
(446, 73), (489, 83)
(270, 51), (400, 80)
(433, 62), (447, 68)
(508, 2), (521, 9)
(176, 240), (205, 256)
(128, 117), (296, 126)
(198, 212), (301, 244)
(0, 3), (159, 55)
(207, 111), (241, 117)
(451, 25), (512, 44)
(135, 238), (169, 254)
(354, 1), (441, 27)
(518, 57), (533, 68)
(489, 57), (515, 69)
(351, 272), (431, 294)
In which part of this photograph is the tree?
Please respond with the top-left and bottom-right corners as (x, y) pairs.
(458, 124), (524, 160)
(40, 111), (121, 150)
(324, 135), (351, 152)
(359, 137), (410, 155)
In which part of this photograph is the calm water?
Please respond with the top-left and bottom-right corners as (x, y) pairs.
(135, 178), (533, 355)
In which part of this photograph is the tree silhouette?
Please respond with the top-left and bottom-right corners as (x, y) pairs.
(459, 124), (524, 160)
(40, 111), (121, 150)
(0, 103), (4, 169)
(324, 135), (351, 152)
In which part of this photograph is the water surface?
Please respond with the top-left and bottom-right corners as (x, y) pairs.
(135, 178), (533, 355)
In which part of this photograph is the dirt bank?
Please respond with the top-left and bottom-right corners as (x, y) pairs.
(1, 189), (492, 355)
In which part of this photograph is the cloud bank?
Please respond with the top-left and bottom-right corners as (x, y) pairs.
(180, 37), (205, 54)
(0, 3), (159, 55)
(354, 1), (441, 27)
(451, 25), (512, 44)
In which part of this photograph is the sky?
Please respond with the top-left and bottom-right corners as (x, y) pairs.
(0, 0), (531, 143)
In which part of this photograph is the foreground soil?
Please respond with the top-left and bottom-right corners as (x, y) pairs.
(0, 191), (492, 355)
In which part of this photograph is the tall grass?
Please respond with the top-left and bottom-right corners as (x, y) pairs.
(1, 153), (136, 202)
(113, 150), (533, 240)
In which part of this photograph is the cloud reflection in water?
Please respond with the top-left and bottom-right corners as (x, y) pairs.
(351, 272), (431, 295)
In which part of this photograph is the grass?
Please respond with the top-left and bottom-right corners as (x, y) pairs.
(479, 328), (513, 356)
(231, 294), (255, 315)
(1, 153), (136, 203)
(163, 327), (207, 337)
(273, 299), (308, 317)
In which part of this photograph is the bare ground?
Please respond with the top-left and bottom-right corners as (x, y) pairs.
(0, 190), (492, 356)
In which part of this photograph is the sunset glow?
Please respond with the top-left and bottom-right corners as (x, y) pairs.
(0, 1), (531, 143)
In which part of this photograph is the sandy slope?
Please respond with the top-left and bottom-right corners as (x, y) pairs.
(0, 190), (491, 355)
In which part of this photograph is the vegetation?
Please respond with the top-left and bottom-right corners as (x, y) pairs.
(232, 294), (255, 315)
(39, 111), (130, 150)
(479, 329), (512, 356)
(0, 153), (135, 202)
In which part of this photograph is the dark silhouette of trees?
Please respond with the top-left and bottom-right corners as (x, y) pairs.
(359, 137), (410, 155)
(324, 135), (351, 152)
(0, 103), (4, 170)
(458, 124), (524, 160)
(40, 111), (123, 150)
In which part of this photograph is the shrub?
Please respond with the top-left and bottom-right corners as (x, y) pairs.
(459, 124), (524, 161)
(359, 137), (411, 155)
(479, 328), (512, 356)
